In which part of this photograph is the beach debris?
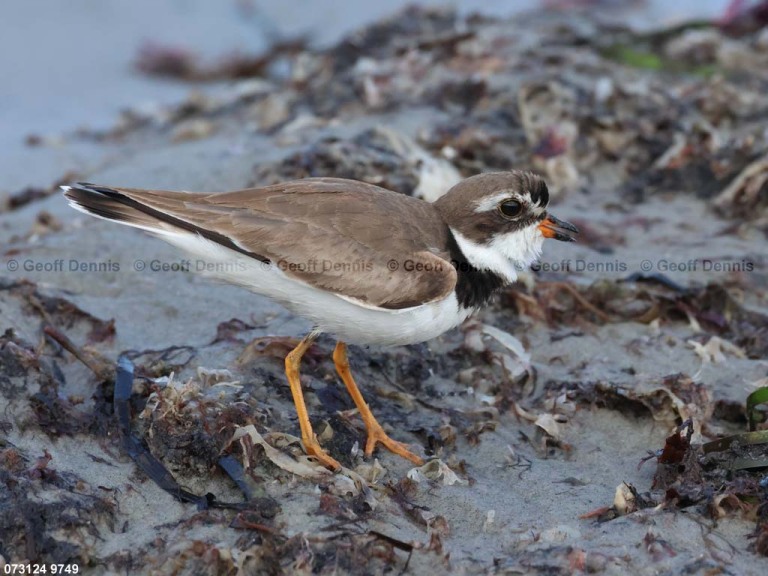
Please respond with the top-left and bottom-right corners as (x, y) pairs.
(580, 480), (654, 521)
(687, 335), (747, 367)
(583, 388), (768, 559)
(229, 425), (332, 480)
(238, 335), (306, 365)
(115, 357), (249, 509)
(1, 171), (81, 212)
(44, 324), (113, 380)
(123, 345), (196, 378)
(211, 317), (257, 344)
(228, 425), (376, 507)
(719, 0), (768, 34)
(196, 366), (240, 387)
(2, 280), (116, 349)
(29, 210), (63, 239)
(406, 459), (467, 486)
(563, 374), (714, 439)
(355, 458), (387, 484)
(253, 126), (458, 199)
(3, 186), (49, 211)
(713, 154), (768, 219)
(535, 413), (563, 442)
(534, 278), (768, 359)
(366, 126), (461, 202)
(537, 281), (612, 323)
(248, 92), (294, 131)
(482, 509), (496, 533)
(0, 446), (117, 565)
(170, 118), (217, 142)
(613, 482), (638, 515)
(651, 419), (704, 490)
(643, 530), (678, 561)
(481, 324), (531, 366)
(135, 38), (307, 82)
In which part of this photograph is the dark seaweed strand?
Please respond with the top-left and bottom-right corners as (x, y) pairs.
(446, 230), (506, 310)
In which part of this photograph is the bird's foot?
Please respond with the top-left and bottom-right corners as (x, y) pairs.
(303, 436), (342, 471)
(364, 421), (424, 465)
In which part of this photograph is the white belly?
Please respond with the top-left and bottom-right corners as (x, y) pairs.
(165, 233), (474, 346)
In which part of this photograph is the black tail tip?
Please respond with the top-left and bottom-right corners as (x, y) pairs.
(61, 182), (119, 200)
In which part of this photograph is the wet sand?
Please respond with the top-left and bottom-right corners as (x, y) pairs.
(2, 2), (768, 574)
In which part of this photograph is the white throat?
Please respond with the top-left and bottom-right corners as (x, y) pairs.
(451, 227), (544, 283)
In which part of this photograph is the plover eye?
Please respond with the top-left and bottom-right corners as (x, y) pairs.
(498, 199), (523, 219)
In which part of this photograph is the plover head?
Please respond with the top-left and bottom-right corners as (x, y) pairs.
(434, 170), (578, 283)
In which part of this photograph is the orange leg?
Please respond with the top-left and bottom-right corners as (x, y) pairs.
(285, 330), (341, 471)
(333, 341), (424, 465)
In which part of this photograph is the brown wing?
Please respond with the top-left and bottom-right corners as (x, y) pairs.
(73, 178), (457, 310)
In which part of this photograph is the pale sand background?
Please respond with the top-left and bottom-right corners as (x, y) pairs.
(2, 1), (767, 574)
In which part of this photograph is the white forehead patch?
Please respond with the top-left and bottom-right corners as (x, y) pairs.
(473, 189), (548, 216)
(474, 191), (527, 213)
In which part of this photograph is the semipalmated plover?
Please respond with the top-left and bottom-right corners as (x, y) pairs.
(63, 171), (577, 470)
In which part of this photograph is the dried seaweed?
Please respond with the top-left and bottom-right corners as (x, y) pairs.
(252, 128), (423, 195)
(135, 38), (306, 82)
(1, 172), (81, 213)
(516, 278), (768, 358)
(2, 280), (116, 347)
(115, 357), (269, 511)
(0, 446), (116, 564)
(584, 388), (768, 557)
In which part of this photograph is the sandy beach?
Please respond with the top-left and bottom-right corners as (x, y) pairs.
(2, 1), (768, 574)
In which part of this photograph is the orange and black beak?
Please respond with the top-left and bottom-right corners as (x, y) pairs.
(538, 214), (578, 242)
